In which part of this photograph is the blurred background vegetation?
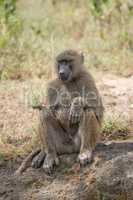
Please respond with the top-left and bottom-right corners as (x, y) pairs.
(0, 0), (133, 80)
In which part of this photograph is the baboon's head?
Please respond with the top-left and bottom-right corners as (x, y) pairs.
(55, 49), (84, 82)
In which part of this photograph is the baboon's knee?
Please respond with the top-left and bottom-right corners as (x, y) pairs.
(85, 110), (96, 119)
(40, 108), (54, 123)
(85, 110), (100, 127)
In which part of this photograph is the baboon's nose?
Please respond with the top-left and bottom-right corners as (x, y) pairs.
(59, 71), (65, 76)
(59, 72), (68, 81)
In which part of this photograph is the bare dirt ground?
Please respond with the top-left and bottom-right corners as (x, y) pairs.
(0, 72), (133, 199)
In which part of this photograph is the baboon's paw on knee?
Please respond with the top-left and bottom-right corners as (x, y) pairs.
(31, 151), (46, 169)
(78, 150), (93, 166)
(43, 154), (59, 175)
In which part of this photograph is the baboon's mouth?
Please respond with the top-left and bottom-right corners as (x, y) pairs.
(60, 74), (69, 81)
(60, 72), (72, 82)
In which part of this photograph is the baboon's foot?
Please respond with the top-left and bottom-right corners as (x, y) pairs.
(78, 150), (93, 166)
(32, 151), (46, 169)
(43, 153), (59, 175)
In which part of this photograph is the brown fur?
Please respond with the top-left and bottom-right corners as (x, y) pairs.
(32, 50), (104, 173)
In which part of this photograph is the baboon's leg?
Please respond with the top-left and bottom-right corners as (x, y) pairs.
(31, 109), (50, 169)
(42, 113), (61, 174)
(32, 108), (78, 173)
(31, 121), (46, 169)
(32, 109), (59, 171)
(78, 110), (100, 165)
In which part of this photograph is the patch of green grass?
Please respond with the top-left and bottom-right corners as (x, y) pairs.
(102, 114), (130, 140)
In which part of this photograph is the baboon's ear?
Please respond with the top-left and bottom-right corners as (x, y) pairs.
(79, 51), (84, 63)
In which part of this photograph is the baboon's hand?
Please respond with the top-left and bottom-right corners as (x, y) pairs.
(69, 97), (83, 125)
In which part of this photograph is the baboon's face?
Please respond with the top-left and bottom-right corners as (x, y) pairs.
(58, 59), (72, 82)
(56, 50), (84, 82)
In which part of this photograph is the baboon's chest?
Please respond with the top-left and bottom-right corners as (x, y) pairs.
(58, 83), (81, 108)
(56, 83), (82, 130)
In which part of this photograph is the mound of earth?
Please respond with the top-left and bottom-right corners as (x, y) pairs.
(1, 140), (133, 200)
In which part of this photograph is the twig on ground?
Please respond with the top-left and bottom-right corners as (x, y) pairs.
(15, 149), (41, 176)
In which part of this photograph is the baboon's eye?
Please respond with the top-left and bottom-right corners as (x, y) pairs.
(68, 59), (73, 62)
(69, 64), (72, 70)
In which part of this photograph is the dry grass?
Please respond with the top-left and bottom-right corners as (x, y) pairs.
(0, 0), (133, 79)
(0, 79), (47, 159)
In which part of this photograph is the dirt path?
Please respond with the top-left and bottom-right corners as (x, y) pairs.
(99, 73), (133, 121)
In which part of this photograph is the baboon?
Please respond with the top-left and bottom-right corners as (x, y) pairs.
(32, 49), (104, 174)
